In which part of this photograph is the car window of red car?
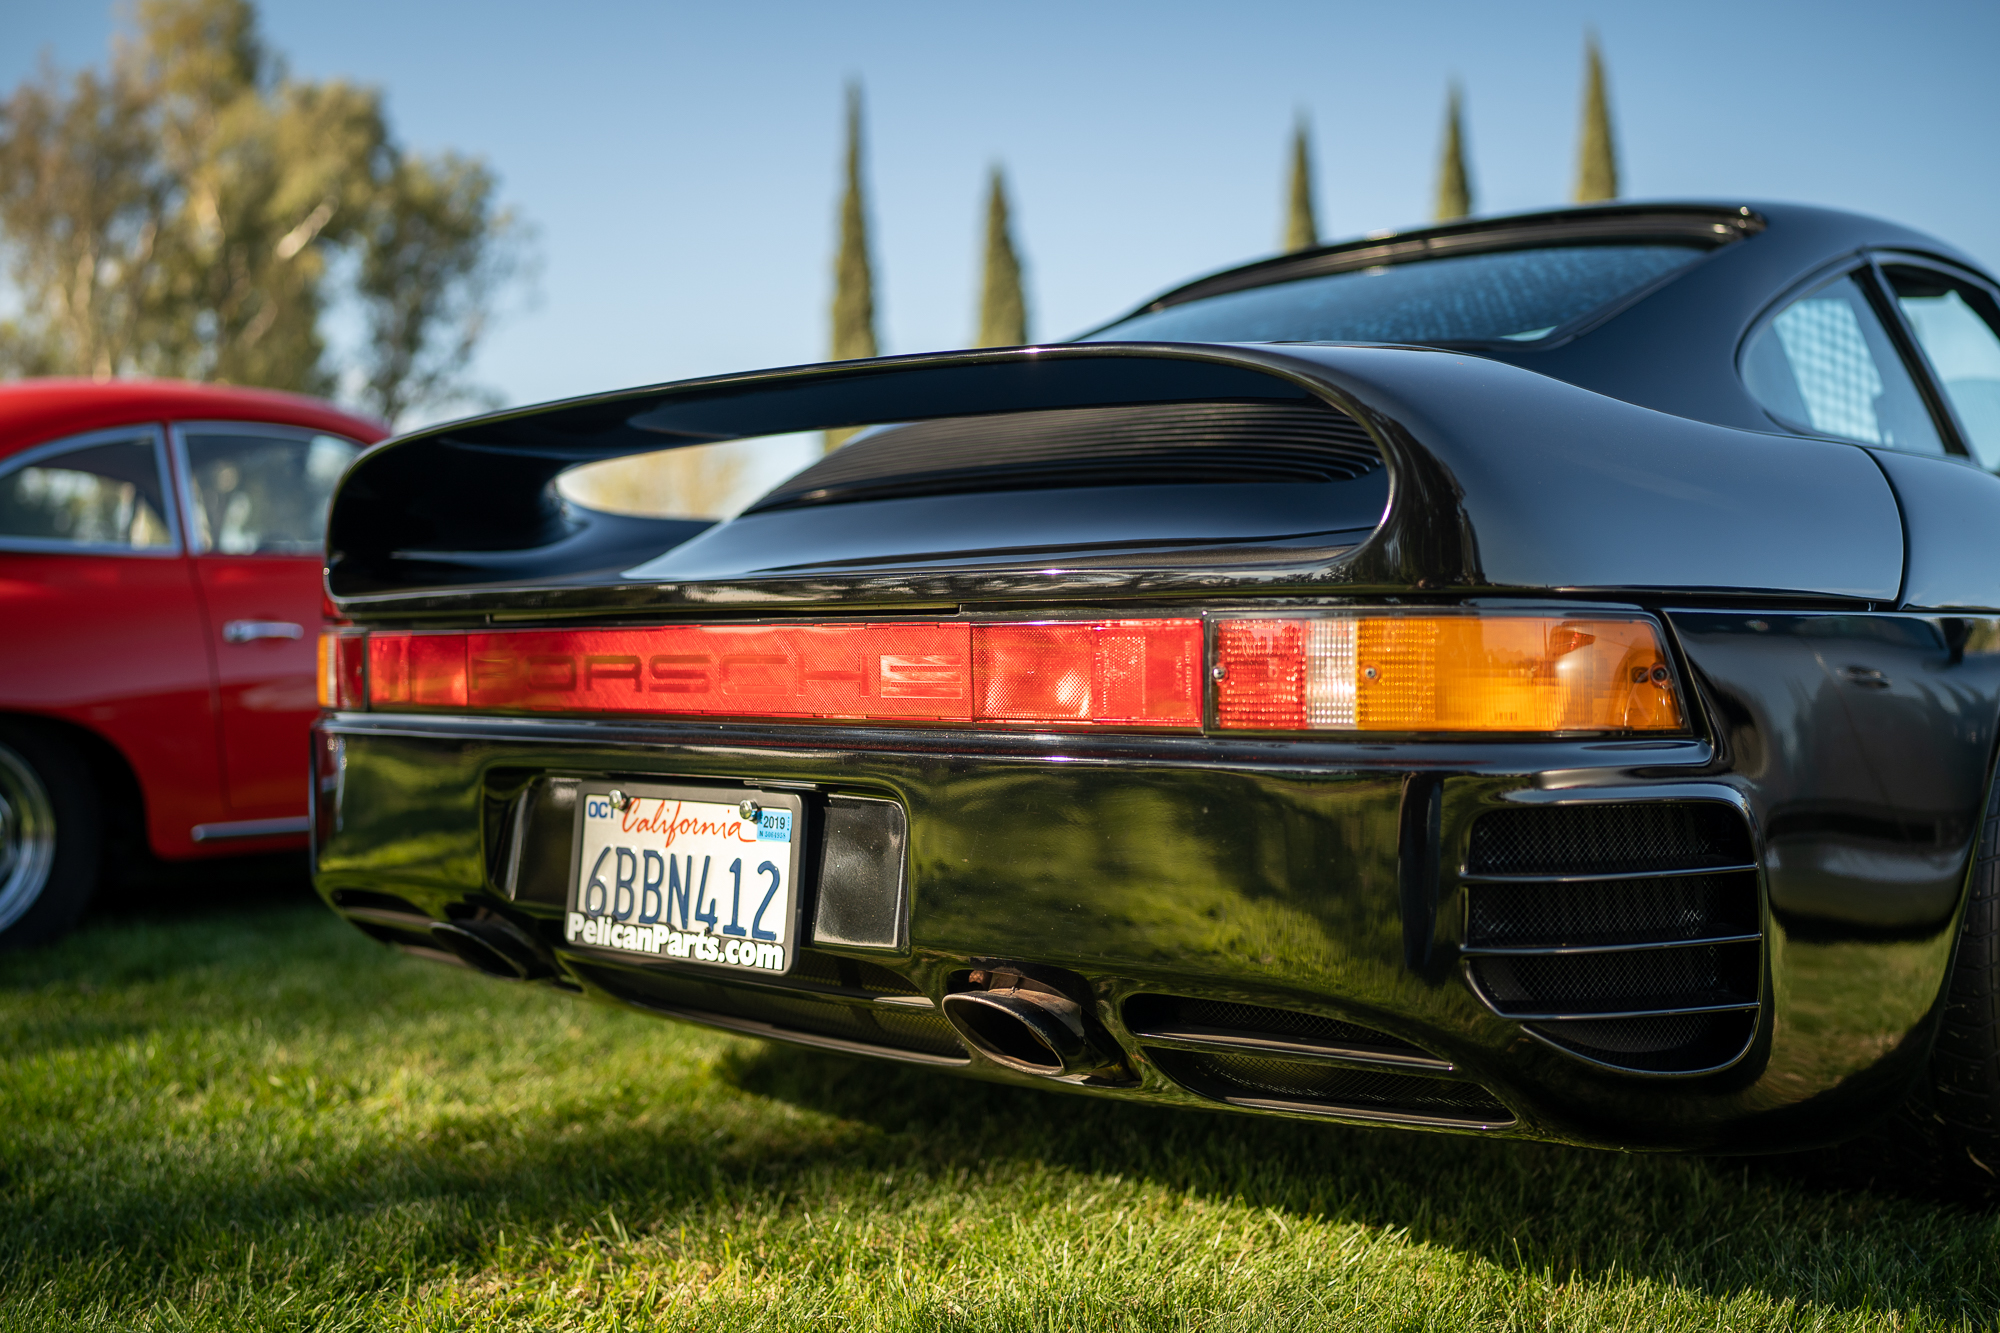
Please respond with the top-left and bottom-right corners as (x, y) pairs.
(1883, 266), (2000, 472)
(1740, 272), (1946, 455)
(0, 431), (176, 551)
(179, 428), (359, 555)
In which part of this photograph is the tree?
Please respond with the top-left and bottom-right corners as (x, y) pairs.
(134, 0), (385, 397)
(1573, 34), (1620, 204)
(1283, 115), (1318, 253)
(976, 166), (1027, 347)
(0, 0), (523, 424)
(826, 81), (877, 449)
(0, 59), (169, 378)
(355, 150), (519, 424)
(1434, 83), (1473, 222)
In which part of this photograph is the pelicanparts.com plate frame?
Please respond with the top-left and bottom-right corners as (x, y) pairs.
(565, 779), (808, 976)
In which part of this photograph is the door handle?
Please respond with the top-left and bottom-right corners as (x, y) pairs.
(223, 620), (305, 644)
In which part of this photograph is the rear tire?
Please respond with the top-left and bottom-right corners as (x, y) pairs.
(1926, 766), (2000, 1195)
(0, 724), (100, 949)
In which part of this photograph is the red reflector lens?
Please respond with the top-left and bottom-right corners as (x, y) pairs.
(975, 620), (1201, 724)
(1213, 619), (1309, 729)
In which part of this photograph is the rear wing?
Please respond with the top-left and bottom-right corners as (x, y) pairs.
(326, 342), (1903, 616)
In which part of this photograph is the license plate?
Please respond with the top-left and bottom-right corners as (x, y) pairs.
(566, 782), (804, 975)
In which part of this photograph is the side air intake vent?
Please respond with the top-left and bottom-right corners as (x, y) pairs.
(1460, 801), (1762, 1075)
(1124, 993), (1512, 1128)
(744, 401), (1381, 512)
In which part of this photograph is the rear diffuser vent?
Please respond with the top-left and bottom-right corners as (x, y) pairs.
(1460, 801), (1762, 1075)
(1124, 993), (1511, 1128)
(745, 401), (1382, 512)
(573, 950), (963, 1065)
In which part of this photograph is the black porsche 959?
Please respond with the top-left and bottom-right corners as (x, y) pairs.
(312, 201), (2000, 1194)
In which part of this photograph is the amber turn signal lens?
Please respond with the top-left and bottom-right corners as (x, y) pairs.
(1213, 615), (1685, 733)
(317, 631), (367, 710)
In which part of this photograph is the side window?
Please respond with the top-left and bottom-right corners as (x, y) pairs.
(0, 434), (175, 551)
(181, 430), (360, 555)
(1884, 266), (2000, 472)
(1741, 273), (1944, 454)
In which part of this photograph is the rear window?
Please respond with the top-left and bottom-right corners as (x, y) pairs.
(1085, 244), (1706, 347)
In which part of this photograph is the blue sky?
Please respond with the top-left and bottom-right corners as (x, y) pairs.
(8, 0), (1999, 419)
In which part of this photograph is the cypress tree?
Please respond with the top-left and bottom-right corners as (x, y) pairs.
(826, 82), (877, 449)
(976, 165), (1028, 347)
(1283, 115), (1318, 253)
(1573, 34), (1620, 203)
(1434, 83), (1473, 222)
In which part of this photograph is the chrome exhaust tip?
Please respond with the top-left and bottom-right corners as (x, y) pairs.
(941, 968), (1128, 1081)
(430, 918), (552, 980)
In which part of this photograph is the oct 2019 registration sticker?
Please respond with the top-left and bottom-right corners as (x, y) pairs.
(567, 782), (804, 976)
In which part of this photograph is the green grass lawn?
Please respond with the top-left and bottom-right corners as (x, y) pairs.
(2, 880), (1996, 1332)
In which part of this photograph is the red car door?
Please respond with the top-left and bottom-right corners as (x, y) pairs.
(173, 423), (360, 820)
(0, 425), (227, 857)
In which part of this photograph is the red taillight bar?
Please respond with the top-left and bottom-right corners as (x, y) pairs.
(319, 611), (1688, 736)
(349, 619), (1204, 729)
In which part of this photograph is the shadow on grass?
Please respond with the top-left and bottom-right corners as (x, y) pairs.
(94, 847), (318, 919)
(7, 899), (1996, 1321)
(709, 1042), (1999, 1316)
(16, 1019), (1993, 1321)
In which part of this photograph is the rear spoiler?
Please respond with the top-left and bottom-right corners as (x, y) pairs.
(326, 341), (1903, 615)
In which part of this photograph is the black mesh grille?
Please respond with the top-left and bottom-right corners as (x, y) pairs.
(868, 1008), (965, 1056)
(1468, 946), (1755, 1014)
(784, 949), (849, 987)
(1468, 872), (1757, 948)
(745, 401), (1381, 512)
(1152, 1050), (1509, 1123)
(1123, 994), (1425, 1054)
(1460, 801), (1763, 1075)
(783, 950), (923, 996)
(853, 959), (923, 995)
(1467, 803), (1752, 876)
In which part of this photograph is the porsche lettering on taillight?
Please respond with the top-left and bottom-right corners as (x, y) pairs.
(319, 611), (1685, 736)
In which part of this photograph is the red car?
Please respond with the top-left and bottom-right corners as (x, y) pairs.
(0, 380), (387, 947)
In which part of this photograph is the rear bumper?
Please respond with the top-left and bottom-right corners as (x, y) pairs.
(309, 695), (1962, 1154)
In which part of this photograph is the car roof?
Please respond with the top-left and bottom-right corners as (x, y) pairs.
(0, 378), (389, 459)
(1104, 200), (1987, 323)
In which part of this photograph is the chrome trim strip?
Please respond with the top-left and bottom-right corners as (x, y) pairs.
(604, 998), (970, 1067)
(1217, 1094), (1515, 1131)
(1132, 1026), (1455, 1074)
(1479, 998), (1761, 1022)
(190, 815), (311, 842)
(1459, 862), (1759, 884)
(1458, 931), (1763, 958)
(1518, 1023), (1757, 1079)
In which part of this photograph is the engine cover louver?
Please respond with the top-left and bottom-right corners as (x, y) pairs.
(1459, 802), (1763, 1076)
(1123, 993), (1512, 1128)
(744, 400), (1383, 512)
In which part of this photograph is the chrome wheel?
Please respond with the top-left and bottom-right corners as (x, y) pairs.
(0, 742), (57, 935)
